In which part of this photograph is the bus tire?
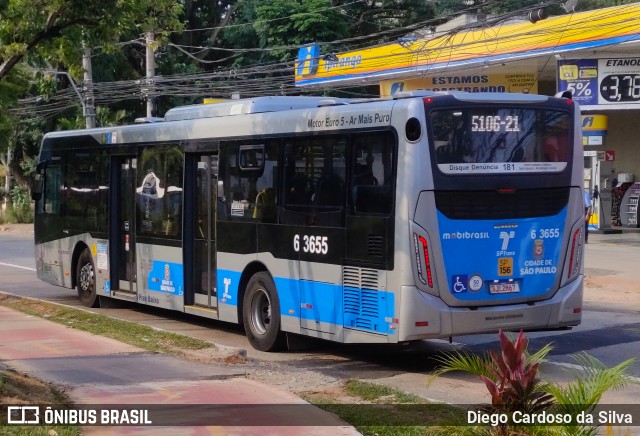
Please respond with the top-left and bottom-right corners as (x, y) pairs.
(77, 248), (99, 308)
(242, 272), (285, 352)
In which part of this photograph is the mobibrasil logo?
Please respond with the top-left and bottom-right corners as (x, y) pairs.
(296, 44), (320, 76)
(442, 231), (490, 240)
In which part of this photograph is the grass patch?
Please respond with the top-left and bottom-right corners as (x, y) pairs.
(0, 294), (214, 356)
(0, 368), (79, 436)
(303, 380), (470, 436)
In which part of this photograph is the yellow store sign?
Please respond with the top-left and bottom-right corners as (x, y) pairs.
(380, 74), (538, 97)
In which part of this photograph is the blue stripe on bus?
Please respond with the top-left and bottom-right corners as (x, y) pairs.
(217, 269), (395, 334)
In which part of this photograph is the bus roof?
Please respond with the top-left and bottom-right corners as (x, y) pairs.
(164, 96), (353, 122)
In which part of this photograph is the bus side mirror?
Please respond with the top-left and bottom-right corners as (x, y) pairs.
(31, 162), (45, 201)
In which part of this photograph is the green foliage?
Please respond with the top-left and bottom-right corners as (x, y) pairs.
(220, 0), (350, 65)
(0, 67), (29, 144)
(1, 184), (34, 223)
(341, 0), (435, 39)
(34, 72), (60, 101)
(96, 106), (128, 127)
(1, 296), (214, 354)
(56, 105), (131, 130)
(546, 354), (636, 436)
(0, 0), (184, 81)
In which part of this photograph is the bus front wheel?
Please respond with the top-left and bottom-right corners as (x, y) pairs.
(77, 248), (99, 308)
(242, 272), (285, 352)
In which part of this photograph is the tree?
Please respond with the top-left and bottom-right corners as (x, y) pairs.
(342, 0), (436, 40)
(0, 67), (30, 206)
(218, 0), (352, 67)
(0, 0), (183, 80)
(0, 0), (183, 205)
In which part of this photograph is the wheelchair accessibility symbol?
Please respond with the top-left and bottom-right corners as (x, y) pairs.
(451, 275), (468, 293)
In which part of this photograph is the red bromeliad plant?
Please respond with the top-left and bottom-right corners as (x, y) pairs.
(432, 329), (555, 418)
(480, 330), (555, 415)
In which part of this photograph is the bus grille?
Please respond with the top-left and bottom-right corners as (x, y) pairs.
(343, 267), (384, 333)
(435, 187), (570, 220)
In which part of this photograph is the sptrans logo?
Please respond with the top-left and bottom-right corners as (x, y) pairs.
(442, 231), (490, 240)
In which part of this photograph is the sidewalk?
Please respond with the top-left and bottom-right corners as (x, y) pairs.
(0, 305), (360, 435)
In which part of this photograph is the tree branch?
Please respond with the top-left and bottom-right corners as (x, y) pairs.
(197, 2), (240, 60)
(0, 17), (100, 80)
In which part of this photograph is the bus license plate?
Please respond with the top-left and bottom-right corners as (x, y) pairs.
(489, 281), (520, 294)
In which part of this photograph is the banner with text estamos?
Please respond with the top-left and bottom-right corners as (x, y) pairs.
(380, 73), (538, 97)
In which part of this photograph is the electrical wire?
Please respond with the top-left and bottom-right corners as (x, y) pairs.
(11, 1), (639, 121)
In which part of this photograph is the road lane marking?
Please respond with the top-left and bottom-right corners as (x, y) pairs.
(0, 261), (36, 271)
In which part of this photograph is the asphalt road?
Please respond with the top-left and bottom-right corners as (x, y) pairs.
(1, 229), (639, 406)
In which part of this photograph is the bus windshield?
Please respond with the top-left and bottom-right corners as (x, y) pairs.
(429, 107), (571, 175)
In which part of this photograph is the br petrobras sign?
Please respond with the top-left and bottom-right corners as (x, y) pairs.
(296, 44), (363, 78)
(296, 44), (320, 76)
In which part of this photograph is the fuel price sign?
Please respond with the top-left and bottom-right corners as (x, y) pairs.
(598, 58), (640, 106)
(599, 74), (640, 102)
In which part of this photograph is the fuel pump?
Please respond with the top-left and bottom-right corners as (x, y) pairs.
(582, 115), (620, 233)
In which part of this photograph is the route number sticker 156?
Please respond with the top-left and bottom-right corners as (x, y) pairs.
(498, 257), (513, 276)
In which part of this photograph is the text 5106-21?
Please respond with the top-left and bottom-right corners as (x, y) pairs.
(293, 234), (328, 254)
(471, 115), (519, 132)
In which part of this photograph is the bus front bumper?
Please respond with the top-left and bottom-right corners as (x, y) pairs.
(397, 276), (583, 341)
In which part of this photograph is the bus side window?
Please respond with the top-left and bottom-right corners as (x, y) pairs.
(136, 145), (184, 239)
(223, 141), (278, 223)
(350, 132), (394, 215)
(281, 136), (346, 227)
(253, 141), (279, 223)
(44, 164), (62, 215)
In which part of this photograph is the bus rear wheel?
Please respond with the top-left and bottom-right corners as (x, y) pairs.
(77, 248), (99, 308)
(242, 272), (285, 352)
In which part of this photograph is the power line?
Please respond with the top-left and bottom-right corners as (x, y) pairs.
(12, 1), (636, 121)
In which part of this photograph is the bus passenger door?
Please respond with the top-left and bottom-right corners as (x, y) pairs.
(192, 154), (219, 308)
(110, 156), (137, 294)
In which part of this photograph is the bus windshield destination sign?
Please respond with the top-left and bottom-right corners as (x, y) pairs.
(431, 107), (570, 174)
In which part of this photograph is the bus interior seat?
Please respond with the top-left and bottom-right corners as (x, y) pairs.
(353, 164), (378, 186)
(314, 172), (345, 207)
(354, 185), (391, 214)
(253, 188), (276, 222)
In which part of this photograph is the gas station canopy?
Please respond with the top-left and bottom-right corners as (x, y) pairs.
(295, 3), (640, 90)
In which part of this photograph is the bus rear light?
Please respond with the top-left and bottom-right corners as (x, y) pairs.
(415, 321), (429, 327)
(573, 307), (582, 314)
(413, 233), (433, 287)
(567, 228), (582, 279)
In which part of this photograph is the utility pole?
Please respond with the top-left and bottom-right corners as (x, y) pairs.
(2, 147), (12, 210)
(145, 32), (156, 117)
(82, 44), (96, 129)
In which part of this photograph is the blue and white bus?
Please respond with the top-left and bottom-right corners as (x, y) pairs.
(32, 91), (584, 351)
